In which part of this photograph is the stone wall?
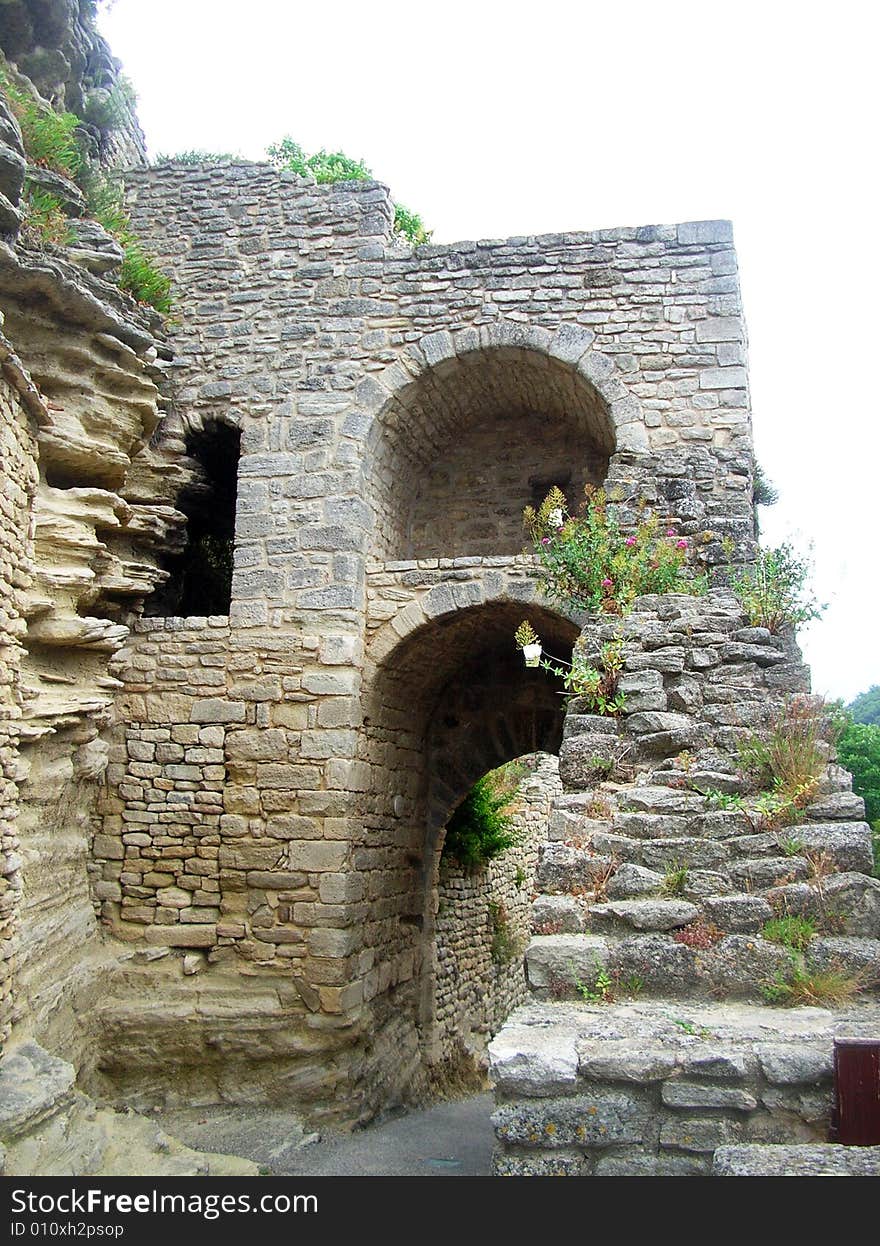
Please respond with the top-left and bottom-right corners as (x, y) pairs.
(0, 357), (38, 1046)
(433, 754), (560, 1065)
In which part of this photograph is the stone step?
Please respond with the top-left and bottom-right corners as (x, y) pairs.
(524, 928), (880, 1004)
(536, 843), (614, 894)
(804, 791), (866, 821)
(702, 893), (773, 933)
(767, 873), (880, 938)
(591, 831), (730, 873)
(531, 894), (586, 935)
(728, 856), (810, 890)
(587, 899), (700, 933)
(617, 786), (706, 815)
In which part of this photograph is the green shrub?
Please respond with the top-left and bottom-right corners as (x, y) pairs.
(848, 685), (880, 726)
(727, 542), (823, 634)
(737, 696), (838, 821)
(21, 187), (71, 247)
(524, 485), (705, 616)
(442, 768), (519, 871)
(154, 149), (241, 164)
(837, 720), (880, 825)
(1, 68), (82, 178)
(80, 168), (172, 314)
(760, 954), (862, 1007)
(266, 135), (430, 244)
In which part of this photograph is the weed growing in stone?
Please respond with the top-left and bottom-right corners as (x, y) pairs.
(540, 638), (626, 717)
(760, 954), (864, 1007)
(778, 835), (805, 857)
(662, 861), (690, 896)
(726, 541), (824, 634)
(761, 915), (815, 953)
(573, 958), (614, 1004)
(21, 187), (71, 247)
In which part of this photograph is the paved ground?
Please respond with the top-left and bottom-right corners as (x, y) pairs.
(161, 1092), (495, 1176)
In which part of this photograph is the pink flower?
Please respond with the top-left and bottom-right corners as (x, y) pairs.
(625, 536), (637, 547)
(676, 538), (688, 550)
(601, 578), (614, 588)
(666, 528), (676, 537)
(541, 537), (551, 546)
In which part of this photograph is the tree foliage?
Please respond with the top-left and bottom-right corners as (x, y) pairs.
(838, 721), (880, 826)
(442, 767), (521, 871)
(849, 685), (880, 727)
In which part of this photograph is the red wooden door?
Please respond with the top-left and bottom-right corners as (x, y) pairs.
(831, 1039), (880, 1145)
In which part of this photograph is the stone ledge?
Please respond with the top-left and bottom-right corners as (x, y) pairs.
(713, 1143), (880, 1176)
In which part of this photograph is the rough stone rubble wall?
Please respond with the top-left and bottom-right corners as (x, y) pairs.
(0, 369), (37, 1046)
(433, 755), (560, 1064)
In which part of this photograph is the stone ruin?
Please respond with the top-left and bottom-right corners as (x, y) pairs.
(0, 0), (877, 1177)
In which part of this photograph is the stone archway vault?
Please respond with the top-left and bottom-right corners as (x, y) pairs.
(355, 599), (578, 1067)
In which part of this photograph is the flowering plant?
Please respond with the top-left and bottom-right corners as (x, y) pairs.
(523, 485), (705, 615)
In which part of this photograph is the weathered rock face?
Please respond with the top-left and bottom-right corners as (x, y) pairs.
(0, 0), (146, 167)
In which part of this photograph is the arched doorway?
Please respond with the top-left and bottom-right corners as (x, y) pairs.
(358, 600), (578, 1069)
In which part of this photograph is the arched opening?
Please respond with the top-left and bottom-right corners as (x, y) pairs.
(358, 600), (578, 1069)
(433, 750), (560, 1072)
(144, 419), (240, 617)
(367, 345), (614, 560)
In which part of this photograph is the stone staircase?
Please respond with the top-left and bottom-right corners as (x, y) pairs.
(489, 591), (880, 1175)
(527, 761), (879, 1005)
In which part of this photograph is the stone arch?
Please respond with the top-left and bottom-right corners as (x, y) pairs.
(358, 322), (646, 561)
(357, 597), (578, 1057)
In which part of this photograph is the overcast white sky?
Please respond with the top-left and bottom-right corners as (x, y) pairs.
(99, 0), (879, 703)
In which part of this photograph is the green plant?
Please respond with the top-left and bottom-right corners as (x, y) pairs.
(514, 865), (527, 887)
(155, 149), (241, 164)
(738, 696), (839, 825)
(77, 167), (173, 314)
(837, 720), (880, 825)
(753, 461), (779, 508)
(119, 241), (173, 314)
(524, 485), (705, 616)
(574, 958), (614, 1003)
(672, 1017), (715, 1038)
(727, 542), (824, 634)
(701, 788), (745, 811)
(778, 835), (805, 857)
(1, 67), (83, 178)
(80, 77), (137, 134)
(393, 202), (430, 246)
(442, 768), (519, 871)
(761, 915), (815, 953)
(266, 136), (430, 244)
(20, 187), (72, 247)
(760, 954), (863, 1007)
(616, 972), (644, 997)
(541, 637), (626, 717)
(662, 861), (689, 896)
(848, 686), (880, 727)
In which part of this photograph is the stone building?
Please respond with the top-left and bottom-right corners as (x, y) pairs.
(1, 0), (877, 1176)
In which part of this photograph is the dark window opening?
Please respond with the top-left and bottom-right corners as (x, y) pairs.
(144, 420), (240, 618)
